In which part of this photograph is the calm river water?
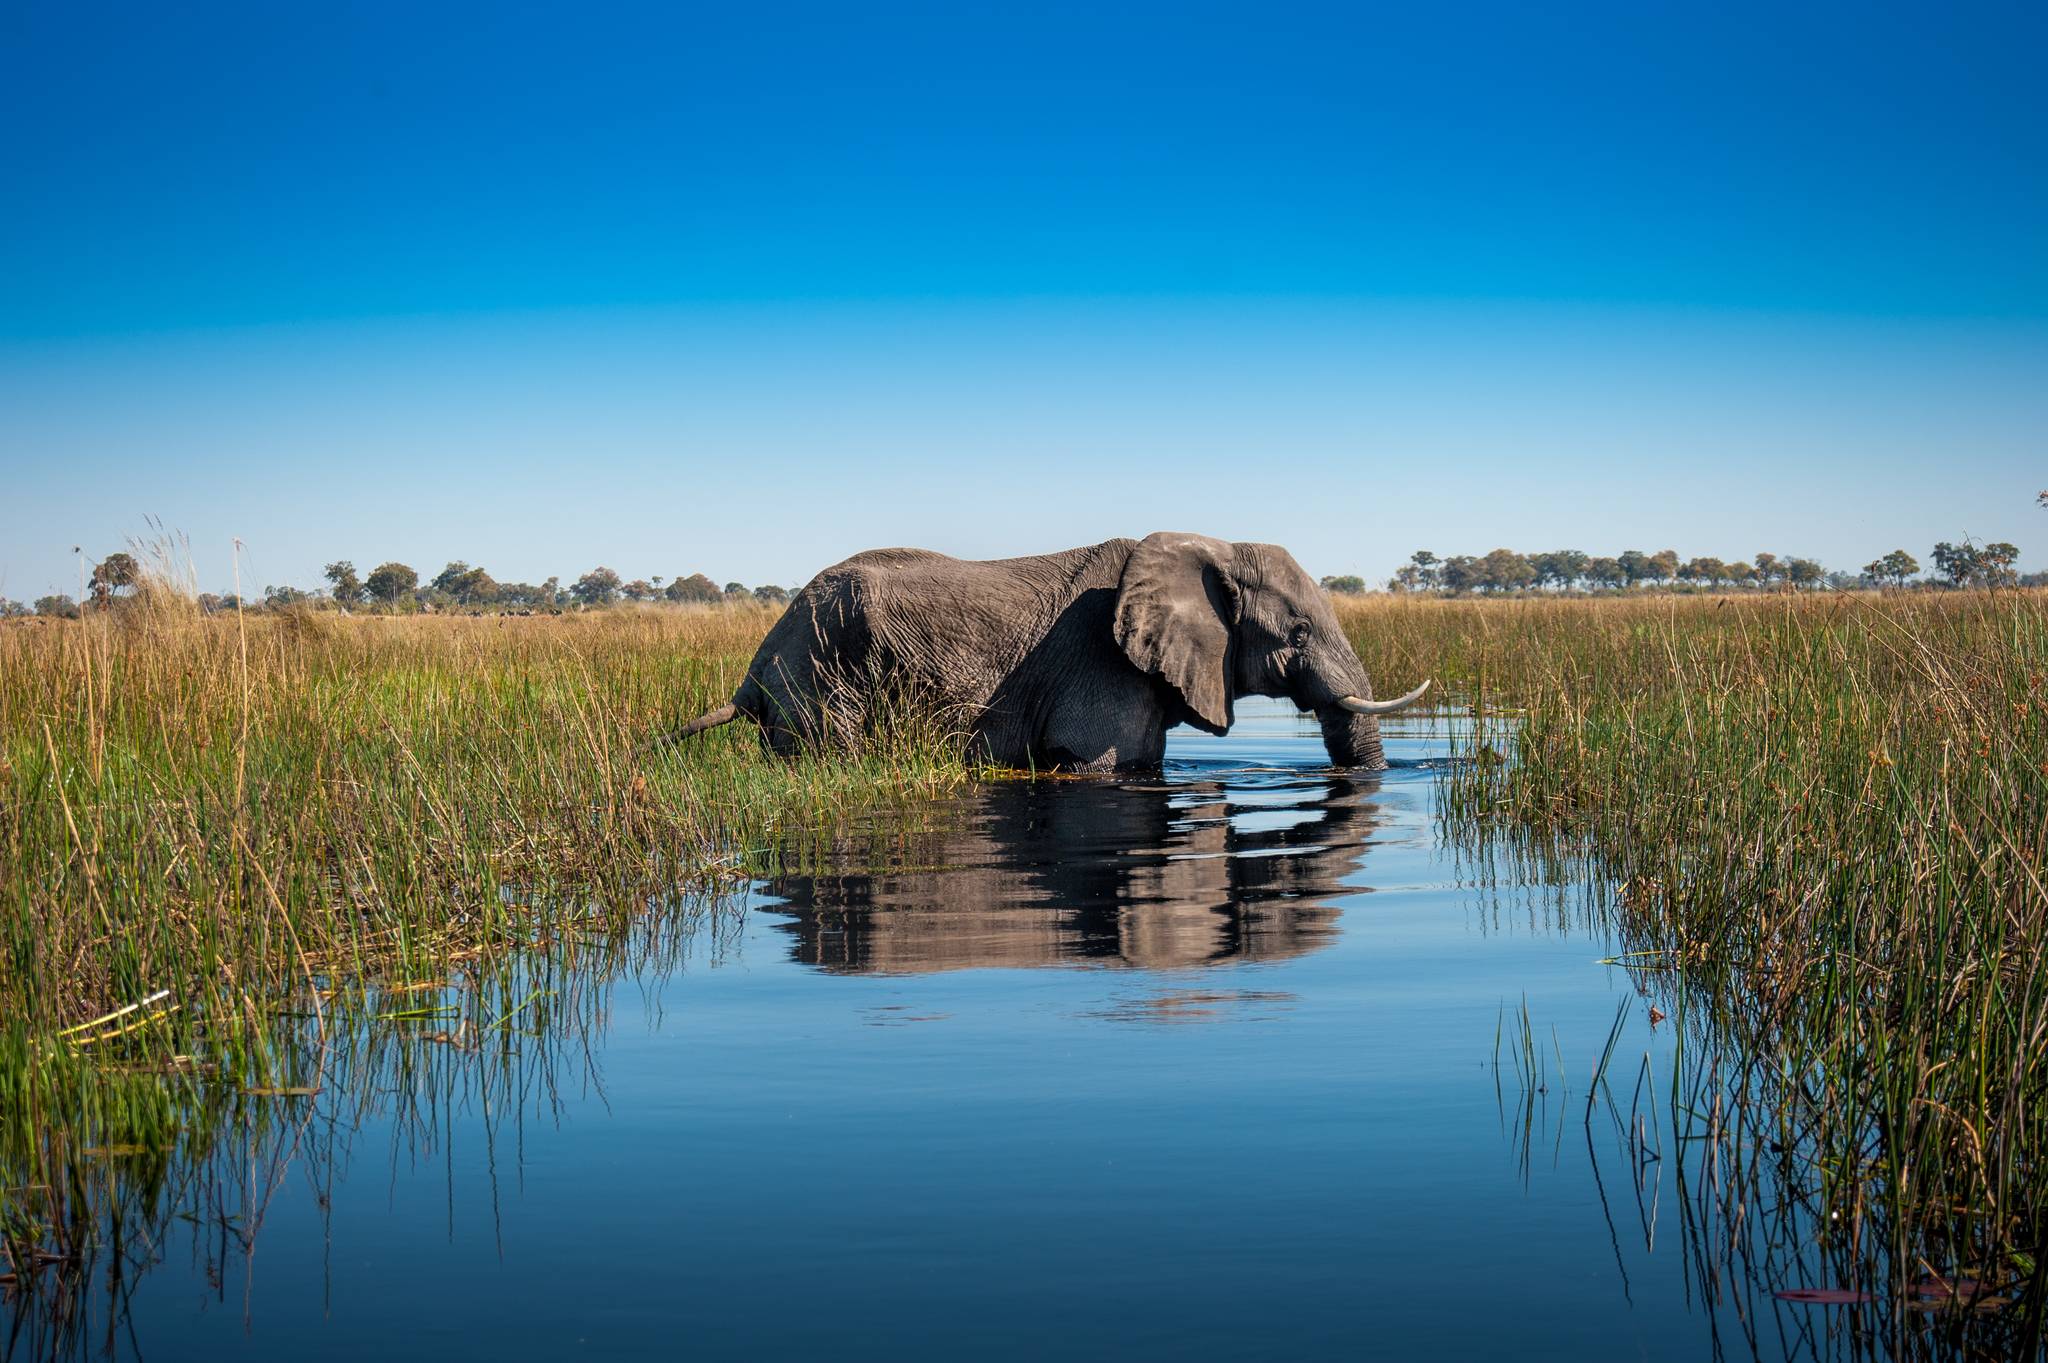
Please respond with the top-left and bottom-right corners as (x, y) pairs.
(16, 701), (1898, 1361)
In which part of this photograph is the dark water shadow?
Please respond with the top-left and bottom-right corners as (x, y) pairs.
(759, 769), (1387, 973)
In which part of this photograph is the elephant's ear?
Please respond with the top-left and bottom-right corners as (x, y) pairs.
(1114, 532), (1242, 735)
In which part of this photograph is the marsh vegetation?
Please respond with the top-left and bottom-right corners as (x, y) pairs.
(4, 584), (2045, 1357)
(1335, 588), (2048, 1347)
(0, 597), (971, 1301)
(1, 598), (971, 1022)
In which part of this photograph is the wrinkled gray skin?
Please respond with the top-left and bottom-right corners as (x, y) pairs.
(680, 532), (1408, 772)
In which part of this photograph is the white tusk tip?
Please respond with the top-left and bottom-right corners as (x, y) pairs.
(1337, 679), (1432, 715)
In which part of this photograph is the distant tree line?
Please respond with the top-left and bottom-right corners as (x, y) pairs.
(1376, 548), (1830, 594)
(0, 555), (799, 619)
(5, 526), (2036, 621)
(1337, 491), (2044, 596)
(1313, 538), (2034, 597)
(291, 560), (794, 614)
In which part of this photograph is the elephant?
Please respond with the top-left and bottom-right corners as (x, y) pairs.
(763, 771), (1386, 972)
(661, 532), (1429, 772)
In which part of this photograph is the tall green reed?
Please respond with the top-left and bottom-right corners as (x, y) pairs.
(0, 596), (968, 1284)
(1337, 589), (2048, 1326)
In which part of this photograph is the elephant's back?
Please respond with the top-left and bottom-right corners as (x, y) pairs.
(832, 546), (954, 574)
(745, 547), (1002, 675)
(816, 540), (1135, 600)
(804, 544), (1118, 640)
(766, 543), (1117, 697)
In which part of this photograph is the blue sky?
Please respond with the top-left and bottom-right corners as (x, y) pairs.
(3, 0), (2042, 597)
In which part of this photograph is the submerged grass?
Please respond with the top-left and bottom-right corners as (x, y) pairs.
(2, 893), (734, 1359)
(1337, 589), (2048, 1336)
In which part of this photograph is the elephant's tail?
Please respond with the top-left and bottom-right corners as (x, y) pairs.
(640, 700), (741, 757)
(674, 700), (740, 739)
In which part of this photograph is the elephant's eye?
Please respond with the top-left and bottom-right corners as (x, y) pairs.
(1288, 622), (1311, 649)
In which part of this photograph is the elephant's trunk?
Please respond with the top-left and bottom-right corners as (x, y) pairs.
(1317, 705), (1387, 770)
(1308, 649), (1423, 770)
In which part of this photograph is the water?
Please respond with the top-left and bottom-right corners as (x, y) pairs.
(11, 701), (1911, 1360)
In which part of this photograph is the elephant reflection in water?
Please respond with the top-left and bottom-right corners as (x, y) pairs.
(761, 774), (1386, 972)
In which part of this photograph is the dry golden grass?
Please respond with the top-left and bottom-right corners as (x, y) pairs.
(0, 599), (971, 1035)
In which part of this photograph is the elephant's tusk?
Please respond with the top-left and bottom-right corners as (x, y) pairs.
(1337, 680), (1431, 715)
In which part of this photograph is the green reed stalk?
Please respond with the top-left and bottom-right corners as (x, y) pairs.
(0, 597), (969, 1253)
(1336, 588), (2048, 1316)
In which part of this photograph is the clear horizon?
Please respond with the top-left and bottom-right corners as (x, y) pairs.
(4, 1), (2043, 598)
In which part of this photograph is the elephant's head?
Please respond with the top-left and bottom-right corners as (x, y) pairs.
(1114, 532), (1429, 768)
